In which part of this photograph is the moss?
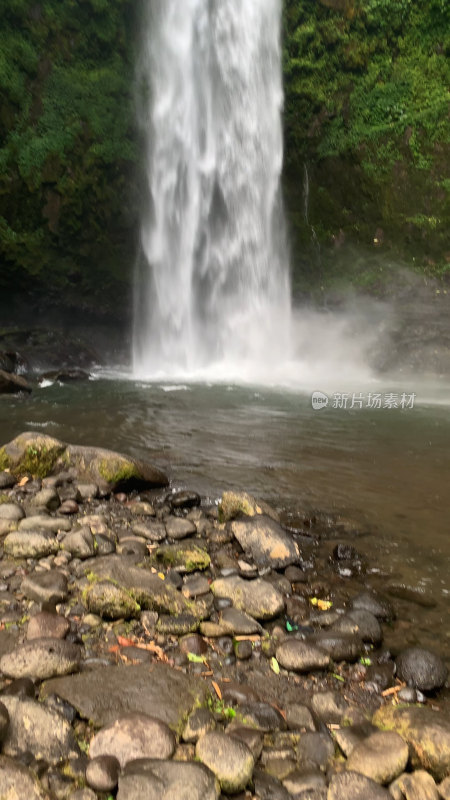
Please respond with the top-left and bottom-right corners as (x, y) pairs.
(0, 448), (9, 471)
(98, 457), (138, 486)
(0, 494), (11, 503)
(15, 443), (65, 478)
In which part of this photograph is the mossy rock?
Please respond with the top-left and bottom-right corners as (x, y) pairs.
(218, 491), (279, 523)
(154, 543), (211, 573)
(372, 704), (450, 781)
(83, 579), (141, 620)
(0, 433), (169, 491)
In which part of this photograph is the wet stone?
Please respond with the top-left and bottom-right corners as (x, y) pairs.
(211, 575), (285, 620)
(237, 703), (286, 732)
(296, 732), (334, 770)
(31, 488), (60, 510)
(27, 611), (70, 640)
(182, 573), (211, 597)
(351, 591), (394, 621)
(21, 570), (68, 604)
(116, 536), (148, 557)
(84, 580), (141, 620)
(219, 606), (263, 634)
(18, 515), (72, 532)
(0, 472), (16, 489)
(155, 542), (211, 572)
(133, 521), (167, 541)
(395, 647), (448, 692)
(179, 633), (208, 655)
(310, 691), (350, 724)
(373, 705), (450, 780)
(333, 722), (378, 757)
(89, 713), (176, 768)
(0, 637), (82, 679)
(282, 770), (326, 796)
(333, 609), (382, 645)
(230, 515), (300, 569)
(276, 639), (330, 672)
(169, 490), (201, 509)
(164, 516), (197, 539)
(59, 499), (79, 514)
(156, 613), (199, 635)
(0, 700), (9, 743)
(253, 768), (291, 800)
(309, 630), (364, 662)
(234, 639), (253, 659)
(196, 730), (255, 794)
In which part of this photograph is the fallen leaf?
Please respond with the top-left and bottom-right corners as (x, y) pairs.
(212, 681), (222, 700)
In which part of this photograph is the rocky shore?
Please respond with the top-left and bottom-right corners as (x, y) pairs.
(0, 432), (448, 800)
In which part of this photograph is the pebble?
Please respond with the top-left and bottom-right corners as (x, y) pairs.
(351, 591), (394, 621)
(86, 754), (120, 792)
(118, 760), (220, 800)
(196, 730), (255, 793)
(0, 503), (25, 521)
(164, 516), (197, 539)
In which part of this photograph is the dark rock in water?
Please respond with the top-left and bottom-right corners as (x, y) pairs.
(332, 609), (382, 645)
(0, 695), (80, 764)
(0, 369), (32, 394)
(86, 754), (121, 793)
(0, 755), (48, 800)
(41, 662), (209, 733)
(373, 705), (450, 780)
(169, 490), (201, 509)
(328, 771), (391, 799)
(230, 515), (299, 569)
(41, 368), (90, 382)
(309, 631), (364, 662)
(118, 759), (220, 800)
(0, 637), (82, 679)
(89, 713), (176, 767)
(395, 647), (448, 692)
(0, 350), (27, 374)
(387, 583), (437, 608)
(351, 591), (395, 621)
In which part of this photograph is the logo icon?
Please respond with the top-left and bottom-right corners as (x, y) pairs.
(312, 391), (329, 410)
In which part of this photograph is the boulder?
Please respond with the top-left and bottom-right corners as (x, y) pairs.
(373, 705), (450, 780)
(0, 369), (32, 394)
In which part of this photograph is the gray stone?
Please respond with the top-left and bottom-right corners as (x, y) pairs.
(282, 770), (326, 796)
(296, 732), (334, 770)
(86, 755), (120, 792)
(196, 730), (254, 794)
(118, 760), (219, 800)
(333, 609), (382, 645)
(0, 700), (9, 742)
(219, 491), (279, 523)
(89, 713), (176, 767)
(218, 606), (263, 634)
(0, 637), (82, 679)
(211, 575), (285, 620)
(230, 515), (299, 568)
(439, 776), (450, 800)
(4, 530), (60, 558)
(128, 500), (156, 516)
(21, 570), (68, 604)
(84, 580), (141, 619)
(395, 647), (448, 692)
(310, 691), (350, 724)
(116, 536), (148, 557)
(351, 591), (394, 621)
(285, 704), (316, 732)
(156, 613), (199, 635)
(237, 702), (286, 732)
(253, 768), (291, 800)
(328, 771), (391, 799)
(0, 695), (79, 764)
(309, 630), (363, 661)
(373, 705), (450, 780)
(182, 708), (216, 743)
(165, 516), (197, 539)
(276, 639), (330, 672)
(155, 542), (210, 572)
(42, 662), (209, 733)
(76, 482), (99, 500)
(333, 722), (378, 757)
(390, 770), (439, 800)
(0, 370), (32, 393)
(69, 791), (98, 800)
(27, 611), (70, 640)
(346, 730), (408, 784)
(62, 440), (169, 492)
(0, 755), (48, 800)
(0, 472), (16, 489)
(18, 515), (72, 531)
(182, 574), (211, 597)
(133, 521), (167, 541)
(0, 502), (25, 521)
(61, 526), (96, 558)
(31, 488), (60, 510)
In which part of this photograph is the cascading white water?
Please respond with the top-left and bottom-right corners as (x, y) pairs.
(133, 0), (292, 380)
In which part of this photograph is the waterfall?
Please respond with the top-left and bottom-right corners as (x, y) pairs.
(133, 0), (292, 380)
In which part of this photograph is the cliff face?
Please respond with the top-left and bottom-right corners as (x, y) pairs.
(0, 0), (449, 318)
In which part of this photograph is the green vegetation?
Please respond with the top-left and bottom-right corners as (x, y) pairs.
(0, 0), (448, 308)
(282, 0), (450, 292)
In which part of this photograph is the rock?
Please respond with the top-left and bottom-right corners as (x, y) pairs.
(76, 483), (99, 500)
(333, 609), (382, 645)
(169, 491), (201, 510)
(395, 647), (448, 692)
(236, 702), (286, 732)
(0, 638), (82, 679)
(21, 570), (68, 604)
(182, 574), (211, 597)
(183, 708), (216, 742)
(89, 713), (176, 768)
(439, 776), (450, 800)
(0, 432), (169, 490)
(165, 516), (197, 539)
(27, 611), (70, 640)
(387, 583), (437, 608)
(156, 613), (199, 635)
(296, 732), (334, 770)
(0, 369), (32, 393)
(127, 500), (156, 516)
(84, 580), (141, 619)
(328, 771), (391, 799)
(373, 705), (450, 780)
(275, 639), (330, 672)
(86, 755), (121, 793)
(309, 631), (363, 661)
(218, 607), (263, 634)
(230, 515), (299, 568)
(0, 695), (79, 763)
(118, 760), (220, 800)
(196, 730), (254, 793)
(0, 502), (25, 521)
(3, 530), (60, 558)
(155, 542), (210, 572)
(351, 591), (394, 621)
(58, 498), (79, 514)
(253, 769), (291, 800)
(82, 555), (207, 618)
(333, 722), (378, 757)
(282, 770), (326, 796)
(285, 704), (316, 732)
(310, 691), (350, 724)
(0, 471), (16, 489)
(219, 491), (279, 523)
(346, 730), (408, 784)
(0, 755), (48, 799)
(211, 575), (285, 620)
(41, 368), (90, 382)
(133, 521), (167, 541)
(62, 526), (96, 558)
(0, 700), (10, 742)
(69, 790), (97, 800)
(18, 515), (71, 531)
(42, 662), (209, 733)
(390, 770), (439, 800)
(30, 488), (60, 510)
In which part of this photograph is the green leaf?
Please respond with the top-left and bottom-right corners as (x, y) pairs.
(270, 657), (280, 675)
(187, 652), (206, 664)
(332, 673), (345, 683)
